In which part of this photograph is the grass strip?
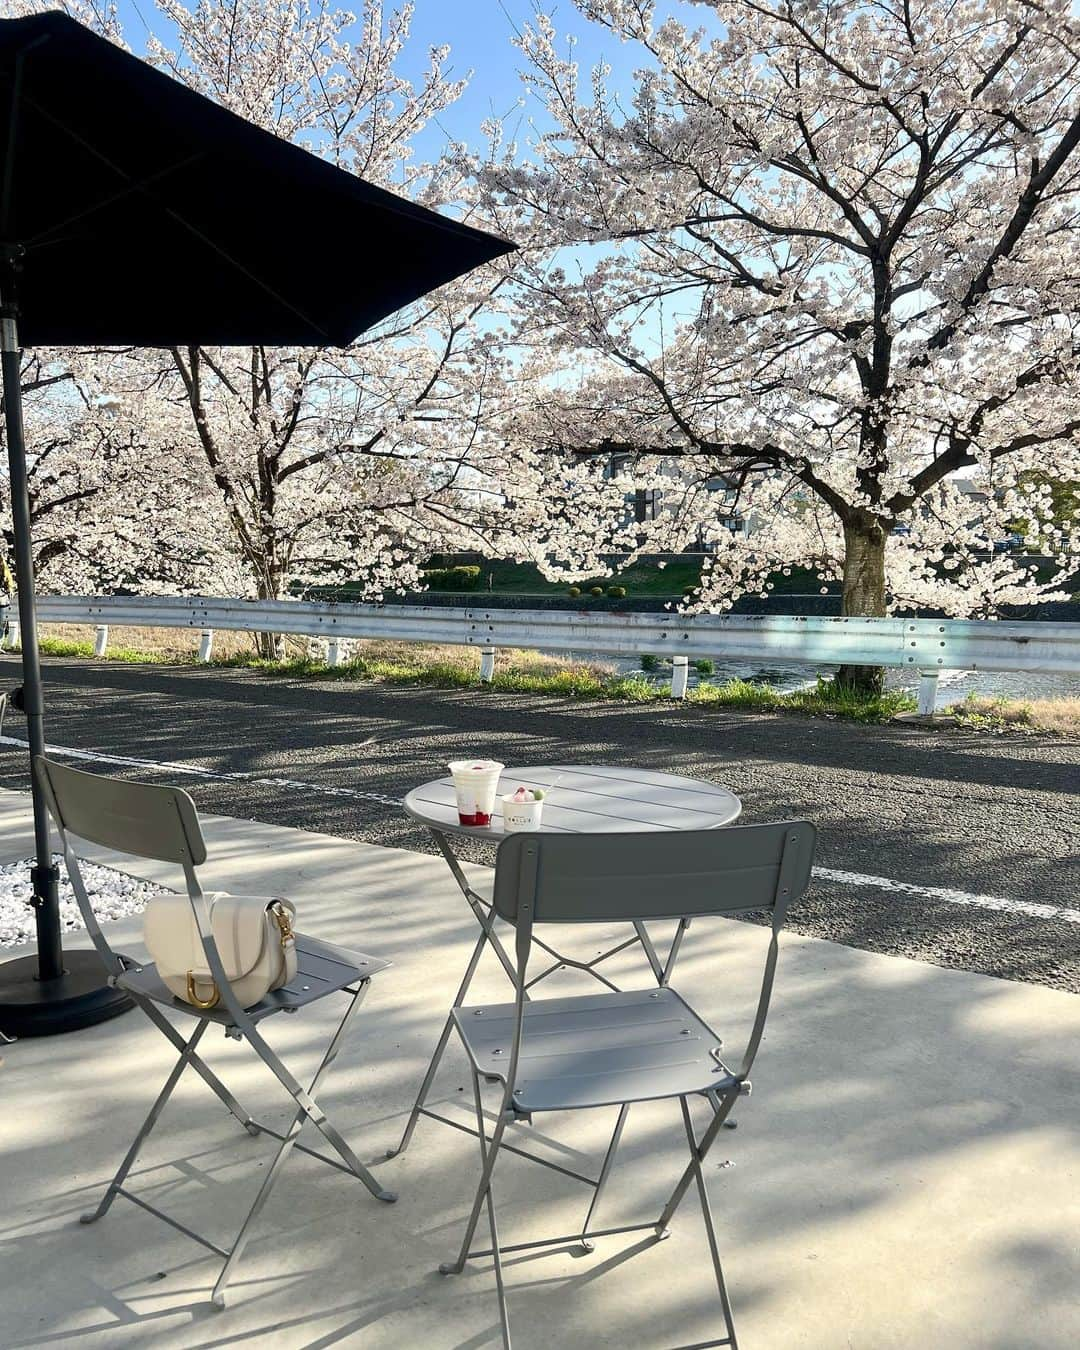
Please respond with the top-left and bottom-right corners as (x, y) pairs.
(34, 637), (171, 664)
(949, 692), (1080, 735)
(31, 636), (916, 724)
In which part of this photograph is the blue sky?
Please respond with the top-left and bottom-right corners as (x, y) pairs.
(111, 0), (694, 158)
(106, 1), (709, 350)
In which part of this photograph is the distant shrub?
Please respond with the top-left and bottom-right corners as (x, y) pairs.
(693, 658), (714, 675)
(423, 564), (482, 591)
(608, 585), (627, 598)
(640, 653), (661, 672)
(567, 585), (582, 597)
(589, 585), (604, 596)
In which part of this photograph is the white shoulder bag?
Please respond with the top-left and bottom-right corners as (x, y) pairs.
(143, 892), (297, 1011)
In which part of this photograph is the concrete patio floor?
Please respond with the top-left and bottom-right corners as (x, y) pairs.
(0, 787), (1077, 1350)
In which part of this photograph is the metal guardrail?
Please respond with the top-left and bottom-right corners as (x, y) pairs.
(12, 593), (1080, 714)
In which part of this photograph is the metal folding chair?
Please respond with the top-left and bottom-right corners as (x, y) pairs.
(437, 820), (816, 1350)
(35, 755), (395, 1309)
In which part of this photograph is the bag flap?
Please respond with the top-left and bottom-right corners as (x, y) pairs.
(143, 892), (206, 978)
(144, 893), (294, 981)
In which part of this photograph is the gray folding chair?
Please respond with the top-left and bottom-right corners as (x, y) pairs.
(35, 755), (395, 1309)
(438, 820), (816, 1350)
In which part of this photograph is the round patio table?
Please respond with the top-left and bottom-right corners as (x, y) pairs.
(391, 764), (742, 1157)
(404, 763), (742, 840)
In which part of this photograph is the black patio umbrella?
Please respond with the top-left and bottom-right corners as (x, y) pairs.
(0, 11), (514, 1036)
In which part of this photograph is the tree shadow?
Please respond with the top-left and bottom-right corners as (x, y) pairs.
(1, 830), (1078, 1348)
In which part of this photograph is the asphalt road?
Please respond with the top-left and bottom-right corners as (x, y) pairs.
(1, 656), (1077, 993)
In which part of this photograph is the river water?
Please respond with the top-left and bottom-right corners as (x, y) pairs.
(598, 656), (1079, 708)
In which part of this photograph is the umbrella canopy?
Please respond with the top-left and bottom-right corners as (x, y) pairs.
(0, 11), (513, 1036)
(0, 11), (513, 345)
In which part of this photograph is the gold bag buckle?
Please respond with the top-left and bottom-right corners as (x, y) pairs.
(186, 972), (220, 1009)
(272, 902), (294, 951)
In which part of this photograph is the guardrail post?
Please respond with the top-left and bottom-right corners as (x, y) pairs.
(671, 655), (689, 699)
(917, 668), (940, 717)
(479, 647), (496, 683)
(327, 638), (344, 668)
(93, 625), (109, 657)
(198, 630), (214, 663)
(2, 620), (17, 650)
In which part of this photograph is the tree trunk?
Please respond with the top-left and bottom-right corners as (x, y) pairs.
(835, 516), (887, 695)
(255, 573), (285, 661)
(256, 628), (284, 661)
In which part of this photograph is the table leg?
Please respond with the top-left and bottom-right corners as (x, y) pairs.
(431, 828), (521, 987)
(388, 926), (491, 1158)
(661, 918), (691, 985)
(524, 933), (639, 992)
(633, 922), (665, 983)
(390, 828), (527, 1158)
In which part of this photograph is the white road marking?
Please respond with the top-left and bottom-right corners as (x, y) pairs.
(814, 867), (1080, 926)
(2, 735), (1074, 927)
(0, 735), (404, 809)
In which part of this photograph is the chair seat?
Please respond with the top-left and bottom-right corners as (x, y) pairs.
(453, 987), (738, 1112)
(118, 932), (390, 1025)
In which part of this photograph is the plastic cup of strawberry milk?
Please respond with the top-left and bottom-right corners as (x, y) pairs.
(448, 759), (504, 826)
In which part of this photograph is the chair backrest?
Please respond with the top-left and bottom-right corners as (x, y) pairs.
(35, 756), (207, 867)
(492, 821), (816, 925)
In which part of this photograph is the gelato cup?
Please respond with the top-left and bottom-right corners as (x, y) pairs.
(502, 786), (544, 833)
(448, 759), (504, 826)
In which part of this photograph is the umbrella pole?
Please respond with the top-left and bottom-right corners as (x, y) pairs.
(0, 280), (132, 1036)
(1, 302), (62, 978)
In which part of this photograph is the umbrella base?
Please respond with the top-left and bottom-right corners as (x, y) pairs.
(0, 950), (134, 1038)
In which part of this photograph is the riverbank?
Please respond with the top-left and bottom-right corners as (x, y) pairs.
(33, 629), (913, 721)
(23, 628), (1077, 733)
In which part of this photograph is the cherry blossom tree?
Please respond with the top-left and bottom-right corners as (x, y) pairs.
(10, 0), (512, 657)
(0, 346), (194, 596)
(469, 0), (1080, 689)
(127, 0), (514, 657)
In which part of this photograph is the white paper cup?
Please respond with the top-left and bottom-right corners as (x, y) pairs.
(448, 759), (504, 826)
(502, 793), (544, 833)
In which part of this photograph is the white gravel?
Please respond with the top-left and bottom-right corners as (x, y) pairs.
(0, 855), (163, 947)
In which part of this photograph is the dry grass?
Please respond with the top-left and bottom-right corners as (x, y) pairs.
(29, 627), (913, 723)
(37, 623), (266, 660)
(350, 638), (616, 680)
(34, 624), (617, 681)
(950, 693), (1080, 735)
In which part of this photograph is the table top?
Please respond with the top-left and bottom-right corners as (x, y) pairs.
(403, 764), (742, 841)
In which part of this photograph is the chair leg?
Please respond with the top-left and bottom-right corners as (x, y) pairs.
(435, 1073), (512, 1346)
(654, 1084), (740, 1237)
(240, 984), (395, 1205)
(210, 984), (387, 1308)
(707, 1086), (739, 1132)
(388, 928), (489, 1158)
(678, 1096), (739, 1350)
(138, 997), (259, 1135)
(470, 1071), (512, 1348)
(579, 1103), (630, 1253)
(439, 1076), (512, 1279)
(81, 1020), (210, 1224)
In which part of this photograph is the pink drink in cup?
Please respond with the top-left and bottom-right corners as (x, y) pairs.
(448, 759), (504, 826)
